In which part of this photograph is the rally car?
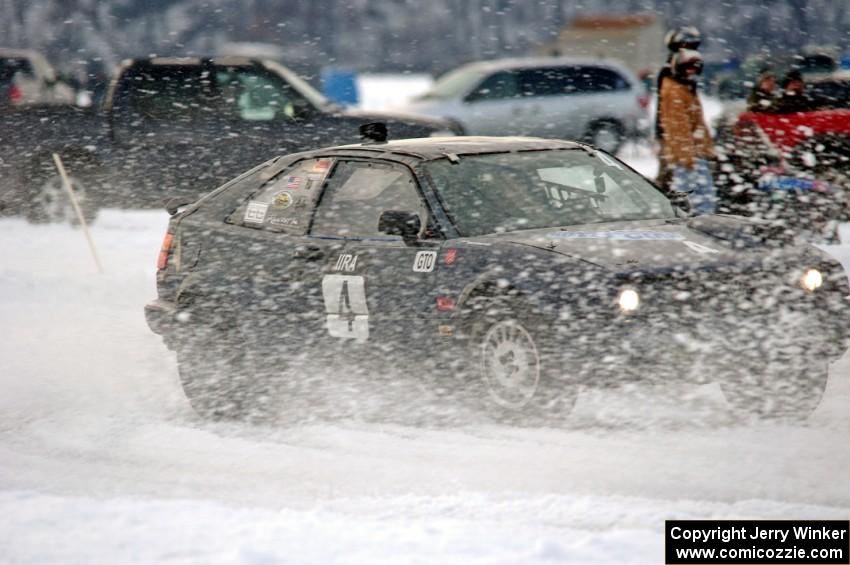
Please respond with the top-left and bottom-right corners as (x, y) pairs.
(145, 135), (849, 423)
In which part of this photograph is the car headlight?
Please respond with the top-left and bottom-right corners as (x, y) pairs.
(618, 288), (640, 313)
(801, 268), (823, 292)
(429, 129), (457, 137)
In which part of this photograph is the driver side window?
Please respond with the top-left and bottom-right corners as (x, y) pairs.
(312, 161), (427, 239)
(216, 67), (299, 121)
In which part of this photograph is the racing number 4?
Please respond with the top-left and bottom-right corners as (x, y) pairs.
(322, 274), (369, 340)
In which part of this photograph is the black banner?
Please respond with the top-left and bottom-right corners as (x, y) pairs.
(666, 520), (850, 564)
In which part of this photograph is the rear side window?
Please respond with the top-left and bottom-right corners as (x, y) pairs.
(576, 67), (630, 93)
(311, 160), (427, 239)
(517, 67), (582, 97)
(228, 158), (333, 234)
(118, 65), (212, 120)
(512, 66), (629, 98)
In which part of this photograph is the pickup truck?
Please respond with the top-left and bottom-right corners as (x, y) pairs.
(0, 56), (457, 222)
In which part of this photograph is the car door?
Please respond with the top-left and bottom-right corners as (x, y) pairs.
(512, 66), (592, 139)
(309, 159), (441, 348)
(223, 156), (342, 350)
(459, 70), (527, 135)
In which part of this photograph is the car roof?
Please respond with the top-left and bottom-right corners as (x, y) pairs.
(309, 136), (590, 161)
(452, 56), (633, 75)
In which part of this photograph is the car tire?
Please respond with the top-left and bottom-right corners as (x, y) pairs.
(25, 154), (99, 225)
(719, 361), (828, 421)
(585, 119), (625, 154)
(465, 295), (579, 424)
(718, 312), (828, 420)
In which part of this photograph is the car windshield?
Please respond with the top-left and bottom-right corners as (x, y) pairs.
(425, 149), (675, 237)
(416, 67), (486, 101)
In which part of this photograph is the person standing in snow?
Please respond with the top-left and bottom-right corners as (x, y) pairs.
(657, 47), (716, 214)
(654, 26), (702, 192)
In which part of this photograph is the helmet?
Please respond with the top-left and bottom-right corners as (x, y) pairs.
(671, 48), (704, 80)
(665, 26), (702, 52)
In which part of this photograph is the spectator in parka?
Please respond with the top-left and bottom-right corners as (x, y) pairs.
(654, 26), (702, 192)
(658, 48), (716, 215)
(747, 70), (777, 112)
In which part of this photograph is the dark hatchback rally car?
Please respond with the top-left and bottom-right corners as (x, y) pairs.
(145, 136), (849, 423)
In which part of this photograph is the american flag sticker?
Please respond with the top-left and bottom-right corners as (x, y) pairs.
(285, 176), (302, 189)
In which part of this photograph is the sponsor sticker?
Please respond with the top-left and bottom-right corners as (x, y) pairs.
(273, 191), (293, 209)
(413, 250), (437, 273)
(549, 230), (685, 241)
(334, 254), (359, 272)
(269, 216), (299, 227)
(313, 159), (332, 172)
(243, 201), (269, 224)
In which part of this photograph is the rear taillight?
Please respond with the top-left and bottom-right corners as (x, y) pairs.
(9, 84), (22, 104)
(637, 94), (650, 110)
(157, 232), (174, 271)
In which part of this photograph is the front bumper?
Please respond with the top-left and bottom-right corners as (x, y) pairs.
(144, 298), (179, 349)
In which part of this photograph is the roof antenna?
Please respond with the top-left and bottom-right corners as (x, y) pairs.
(359, 122), (388, 144)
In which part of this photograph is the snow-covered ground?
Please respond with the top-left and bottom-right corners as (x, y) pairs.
(2, 167), (850, 563)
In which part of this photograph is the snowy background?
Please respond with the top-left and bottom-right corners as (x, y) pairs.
(3, 0), (850, 563)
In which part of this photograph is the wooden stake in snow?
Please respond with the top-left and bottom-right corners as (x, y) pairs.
(52, 153), (104, 274)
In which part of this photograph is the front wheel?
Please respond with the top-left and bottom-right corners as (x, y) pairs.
(467, 297), (579, 424)
(718, 311), (829, 420)
(719, 362), (828, 421)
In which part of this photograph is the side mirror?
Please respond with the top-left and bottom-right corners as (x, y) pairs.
(378, 210), (421, 244)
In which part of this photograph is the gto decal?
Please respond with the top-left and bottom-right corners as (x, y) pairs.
(322, 274), (368, 340)
(413, 251), (437, 273)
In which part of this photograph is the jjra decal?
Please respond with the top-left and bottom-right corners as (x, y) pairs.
(322, 275), (368, 340)
(549, 230), (685, 241)
(413, 251), (437, 273)
(243, 201), (268, 224)
(334, 254), (359, 272)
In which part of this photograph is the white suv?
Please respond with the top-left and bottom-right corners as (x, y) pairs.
(399, 57), (649, 153)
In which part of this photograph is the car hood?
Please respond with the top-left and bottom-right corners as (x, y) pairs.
(465, 216), (783, 271)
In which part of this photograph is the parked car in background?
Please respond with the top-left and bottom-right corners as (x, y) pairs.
(0, 48), (75, 107)
(397, 58), (649, 153)
(713, 71), (850, 242)
(0, 56), (457, 223)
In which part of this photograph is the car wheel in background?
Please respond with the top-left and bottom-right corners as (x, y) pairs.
(585, 119), (624, 154)
(465, 295), (579, 424)
(25, 155), (99, 225)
